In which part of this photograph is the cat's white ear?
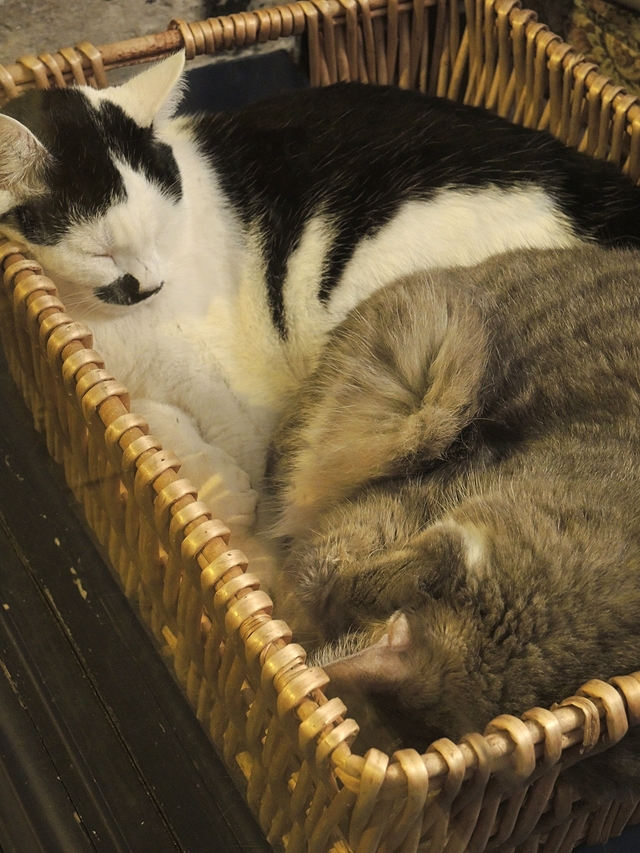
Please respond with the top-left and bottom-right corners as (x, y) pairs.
(102, 50), (186, 128)
(0, 114), (49, 213)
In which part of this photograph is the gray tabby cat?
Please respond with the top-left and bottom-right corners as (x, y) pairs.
(266, 245), (640, 800)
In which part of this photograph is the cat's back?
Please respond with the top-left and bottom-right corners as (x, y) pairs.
(192, 83), (640, 237)
(472, 246), (640, 446)
(194, 82), (622, 177)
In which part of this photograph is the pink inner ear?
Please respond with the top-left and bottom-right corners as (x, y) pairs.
(321, 612), (413, 693)
(387, 612), (412, 650)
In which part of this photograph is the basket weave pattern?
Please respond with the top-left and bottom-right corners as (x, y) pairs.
(2, 2), (640, 851)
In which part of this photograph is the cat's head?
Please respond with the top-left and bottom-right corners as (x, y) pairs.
(306, 489), (630, 754)
(309, 517), (497, 751)
(301, 491), (592, 751)
(0, 51), (186, 316)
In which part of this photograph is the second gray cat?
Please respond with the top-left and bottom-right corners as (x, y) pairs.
(266, 245), (640, 801)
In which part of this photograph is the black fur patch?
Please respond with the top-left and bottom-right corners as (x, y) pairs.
(190, 83), (640, 336)
(0, 88), (181, 245)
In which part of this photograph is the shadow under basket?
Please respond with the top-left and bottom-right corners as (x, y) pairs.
(2, 1), (640, 851)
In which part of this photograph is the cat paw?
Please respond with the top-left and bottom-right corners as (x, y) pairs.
(227, 531), (281, 595)
(179, 447), (259, 534)
(130, 397), (259, 533)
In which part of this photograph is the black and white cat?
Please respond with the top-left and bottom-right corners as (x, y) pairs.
(2, 50), (640, 554)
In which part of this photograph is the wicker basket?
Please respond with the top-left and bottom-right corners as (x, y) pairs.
(2, 2), (640, 851)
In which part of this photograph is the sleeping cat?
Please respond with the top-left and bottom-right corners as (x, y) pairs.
(266, 245), (640, 800)
(3, 51), (640, 549)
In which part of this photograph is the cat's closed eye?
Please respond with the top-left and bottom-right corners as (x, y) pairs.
(92, 253), (117, 270)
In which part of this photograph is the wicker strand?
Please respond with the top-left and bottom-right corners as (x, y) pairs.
(75, 42), (108, 88)
(58, 47), (89, 85)
(416, 739), (464, 851)
(16, 54), (51, 88)
(546, 41), (575, 138)
(582, 73), (615, 156)
(38, 53), (67, 87)
(381, 749), (430, 852)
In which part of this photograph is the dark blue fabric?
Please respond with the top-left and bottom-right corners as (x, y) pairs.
(576, 821), (640, 851)
(178, 49), (309, 115)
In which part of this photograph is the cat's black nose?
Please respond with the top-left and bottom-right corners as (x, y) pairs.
(94, 274), (163, 306)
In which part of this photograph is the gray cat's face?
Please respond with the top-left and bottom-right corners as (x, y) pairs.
(278, 485), (606, 752)
(0, 53), (186, 316)
(287, 495), (495, 749)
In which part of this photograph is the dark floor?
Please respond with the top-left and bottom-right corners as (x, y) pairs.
(0, 0), (207, 63)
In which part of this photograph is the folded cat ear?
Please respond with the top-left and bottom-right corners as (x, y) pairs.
(411, 519), (476, 599)
(0, 114), (50, 212)
(101, 49), (186, 128)
(321, 613), (414, 694)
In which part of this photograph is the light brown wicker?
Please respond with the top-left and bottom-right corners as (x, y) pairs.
(2, 1), (640, 851)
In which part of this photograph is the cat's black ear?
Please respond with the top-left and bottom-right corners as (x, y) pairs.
(101, 49), (186, 128)
(0, 114), (50, 214)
